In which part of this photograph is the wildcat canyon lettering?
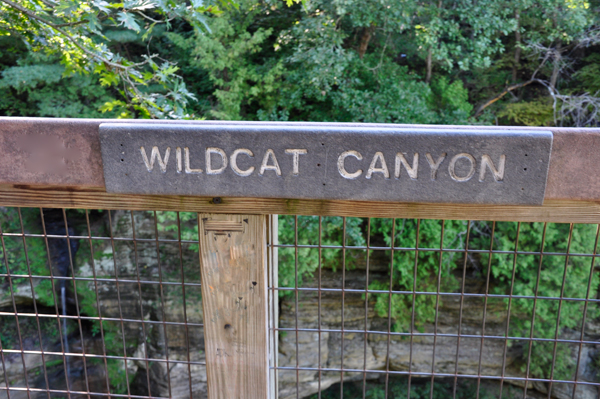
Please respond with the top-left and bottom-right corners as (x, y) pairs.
(140, 146), (505, 183)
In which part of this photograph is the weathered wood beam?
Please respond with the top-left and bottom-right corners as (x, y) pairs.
(198, 214), (269, 399)
(1, 117), (600, 222)
(0, 185), (597, 223)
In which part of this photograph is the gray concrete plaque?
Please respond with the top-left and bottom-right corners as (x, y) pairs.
(99, 123), (553, 205)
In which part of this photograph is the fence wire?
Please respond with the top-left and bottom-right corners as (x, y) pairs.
(270, 215), (600, 399)
(0, 208), (599, 399)
(0, 208), (204, 399)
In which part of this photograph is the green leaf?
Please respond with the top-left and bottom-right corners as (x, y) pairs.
(124, 0), (156, 11)
(55, 0), (80, 16)
(98, 71), (120, 87)
(92, 0), (111, 13)
(141, 22), (156, 41)
(117, 12), (140, 32)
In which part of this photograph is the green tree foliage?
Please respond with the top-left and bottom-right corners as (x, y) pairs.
(0, 51), (118, 117)
(0, 208), (56, 306)
(3, 0), (599, 123)
(572, 53), (600, 94)
(484, 222), (599, 380)
(0, 0), (234, 118)
(169, 0), (477, 123)
(498, 98), (555, 126)
(167, 5), (286, 120)
(278, 216), (365, 290)
(312, 376), (517, 399)
(160, 0), (598, 124)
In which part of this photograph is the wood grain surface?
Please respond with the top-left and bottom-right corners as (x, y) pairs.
(0, 185), (600, 223)
(1, 185), (600, 223)
(198, 214), (269, 399)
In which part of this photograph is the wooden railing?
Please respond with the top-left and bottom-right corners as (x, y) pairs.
(1, 117), (600, 399)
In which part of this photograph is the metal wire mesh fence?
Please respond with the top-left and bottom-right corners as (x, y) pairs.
(1, 208), (600, 399)
(272, 216), (600, 399)
(0, 208), (205, 399)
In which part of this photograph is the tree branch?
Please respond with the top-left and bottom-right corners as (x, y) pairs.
(2, 0), (74, 30)
(53, 19), (89, 28)
(475, 48), (555, 117)
(358, 24), (375, 59)
(136, 10), (176, 24)
(475, 80), (535, 117)
(0, 0), (151, 70)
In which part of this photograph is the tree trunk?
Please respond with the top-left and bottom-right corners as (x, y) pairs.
(426, 0), (442, 84)
(426, 48), (433, 83)
(550, 42), (562, 91)
(358, 24), (376, 59)
(512, 11), (521, 83)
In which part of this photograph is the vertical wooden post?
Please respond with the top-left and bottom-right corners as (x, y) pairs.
(198, 214), (269, 399)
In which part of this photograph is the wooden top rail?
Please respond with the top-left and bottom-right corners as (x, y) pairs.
(1, 117), (600, 223)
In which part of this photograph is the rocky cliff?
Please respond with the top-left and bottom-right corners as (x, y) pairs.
(1, 210), (598, 399)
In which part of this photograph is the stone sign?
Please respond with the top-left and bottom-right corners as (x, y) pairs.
(99, 123), (553, 205)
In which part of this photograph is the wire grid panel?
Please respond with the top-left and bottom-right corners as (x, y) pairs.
(2, 208), (600, 399)
(271, 216), (600, 399)
(0, 208), (205, 399)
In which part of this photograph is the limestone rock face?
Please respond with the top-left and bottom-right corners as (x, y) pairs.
(1, 211), (598, 399)
(275, 261), (600, 399)
(276, 269), (600, 399)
